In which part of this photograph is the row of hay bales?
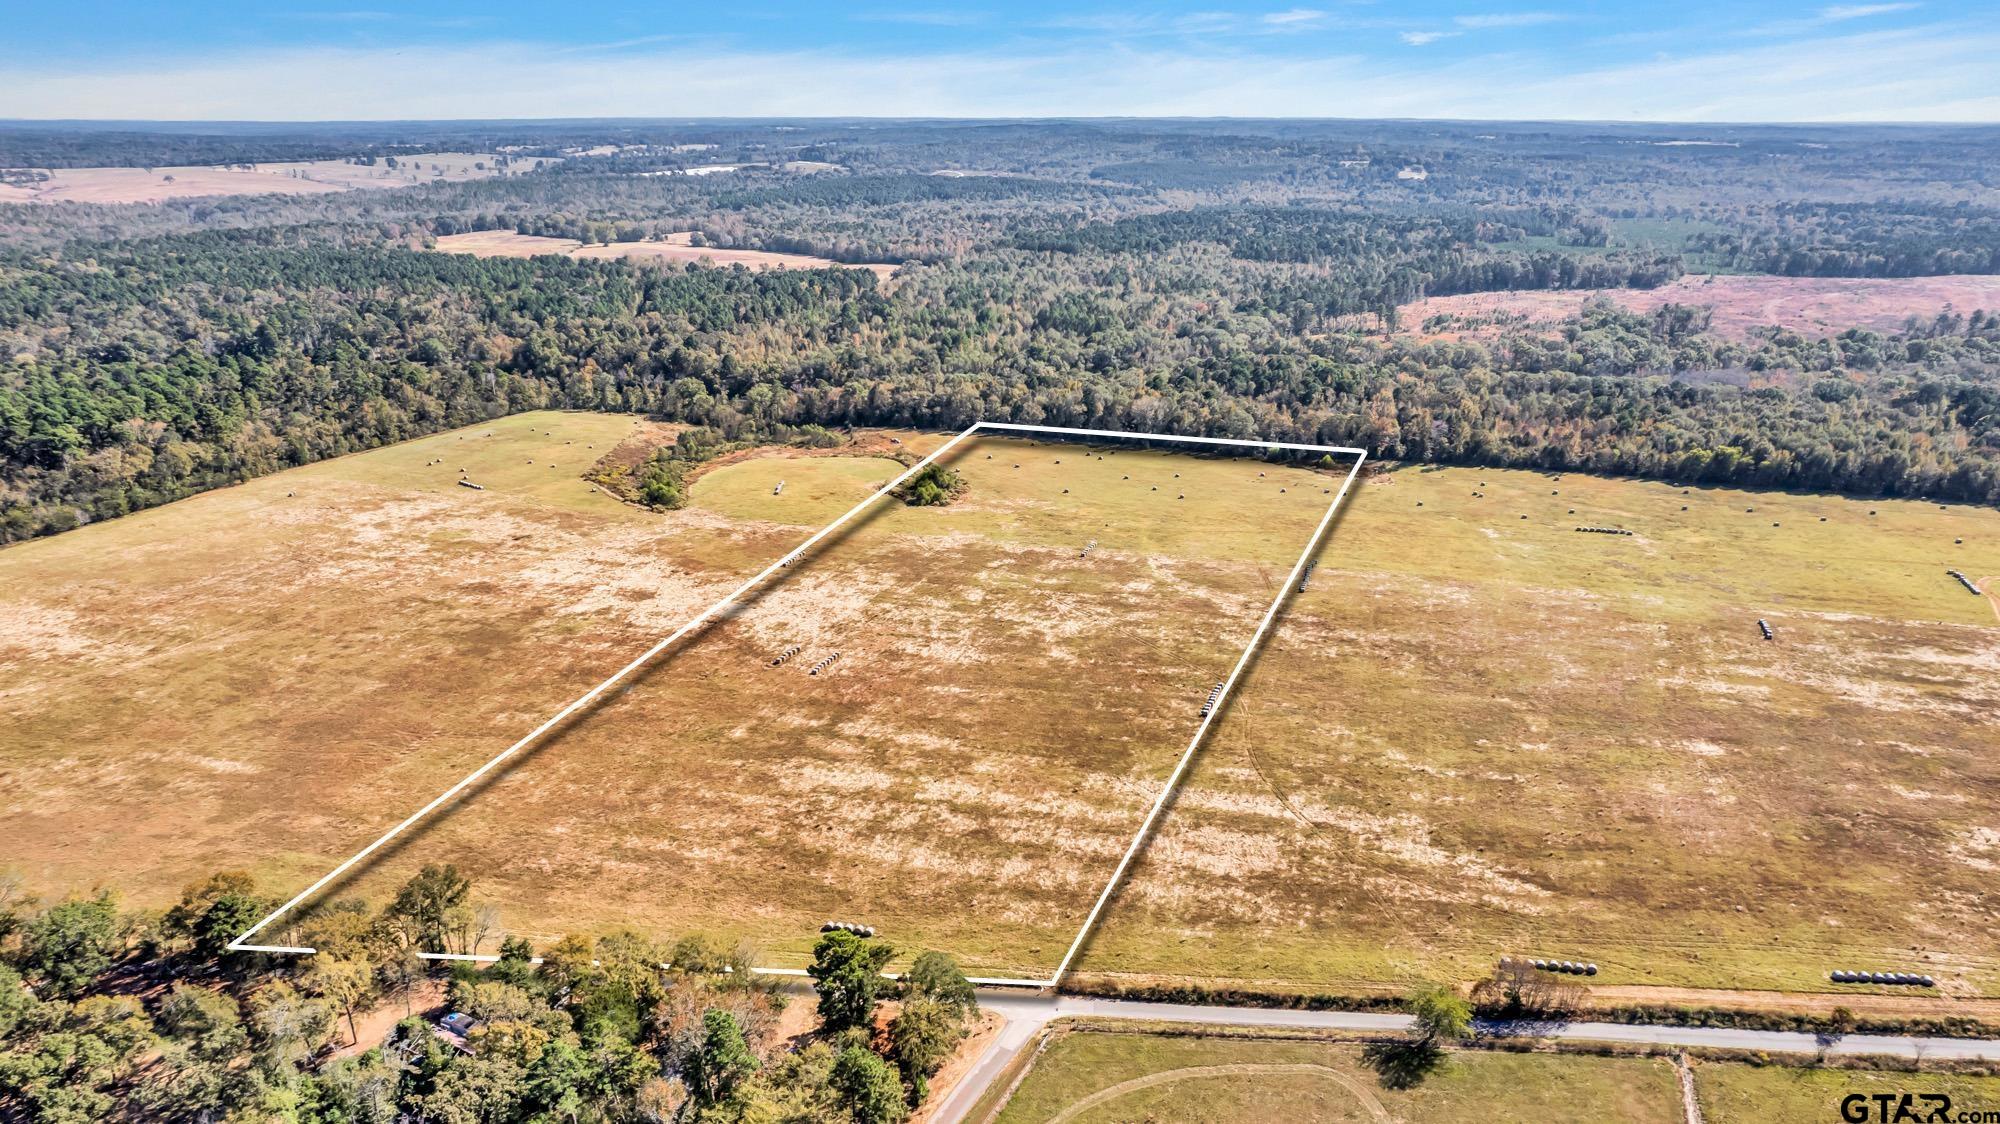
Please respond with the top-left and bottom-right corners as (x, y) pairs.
(1831, 970), (1934, 986)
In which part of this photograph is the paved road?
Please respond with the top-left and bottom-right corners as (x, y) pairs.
(929, 993), (2000, 1124)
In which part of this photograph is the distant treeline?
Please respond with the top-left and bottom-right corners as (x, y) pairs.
(4, 232), (1996, 543)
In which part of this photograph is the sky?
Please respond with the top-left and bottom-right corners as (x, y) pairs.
(3, 1), (1996, 122)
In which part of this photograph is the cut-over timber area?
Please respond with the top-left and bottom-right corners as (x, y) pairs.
(0, 411), (1338, 979)
(1395, 273), (2000, 344)
(1079, 461), (2000, 996)
(2, 412), (1995, 992)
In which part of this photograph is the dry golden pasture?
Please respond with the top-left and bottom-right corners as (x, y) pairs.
(430, 230), (901, 280)
(0, 413), (1332, 978)
(1081, 464), (2000, 996)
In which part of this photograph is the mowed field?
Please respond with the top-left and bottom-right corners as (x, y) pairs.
(990, 1031), (1684, 1123)
(430, 230), (902, 280)
(1396, 273), (2000, 343)
(0, 412), (1334, 978)
(1080, 463), (2000, 995)
(3, 413), (1995, 990)
(0, 153), (529, 205)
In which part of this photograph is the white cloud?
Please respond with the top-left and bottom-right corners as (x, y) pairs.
(1262, 8), (1328, 28)
(1453, 11), (1566, 29)
(1820, 3), (1919, 20)
(1, 24), (1993, 122)
(1400, 30), (1459, 46)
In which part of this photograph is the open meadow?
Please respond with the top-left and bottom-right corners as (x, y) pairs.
(0, 412), (1335, 978)
(3, 413), (1995, 992)
(989, 1031), (1684, 1123)
(430, 230), (902, 279)
(1080, 461), (2000, 997)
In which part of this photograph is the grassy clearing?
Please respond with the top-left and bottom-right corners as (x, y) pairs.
(993, 1031), (1681, 1123)
(1084, 463), (2000, 995)
(0, 413), (1335, 979)
(1694, 1061), (2000, 1122)
(337, 432), (1333, 975)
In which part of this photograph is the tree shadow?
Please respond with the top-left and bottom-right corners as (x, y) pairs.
(1361, 1039), (1447, 1090)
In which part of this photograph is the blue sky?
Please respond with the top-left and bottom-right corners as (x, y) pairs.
(4, 1), (1995, 121)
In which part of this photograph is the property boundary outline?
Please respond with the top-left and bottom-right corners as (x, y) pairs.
(230, 421), (1368, 989)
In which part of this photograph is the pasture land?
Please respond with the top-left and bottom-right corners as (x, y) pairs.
(3, 413), (1994, 992)
(431, 230), (901, 279)
(0, 412), (1334, 978)
(990, 1031), (1683, 1123)
(0, 153), (531, 205)
(1694, 1061), (2000, 1122)
(1396, 273), (2000, 343)
(1080, 462), (2000, 995)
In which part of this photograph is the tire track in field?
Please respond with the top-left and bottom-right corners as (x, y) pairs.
(1044, 1062), (1391, 1124)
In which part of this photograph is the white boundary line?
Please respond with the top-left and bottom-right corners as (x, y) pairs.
(230, 422), (1367, 989)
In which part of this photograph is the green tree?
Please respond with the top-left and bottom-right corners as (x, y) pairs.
(888, 996), (966, 1105)
(305, 954), (377, 1047)
(684, 1008), (759, 1107)
(809, 930), (894, 1034)
(830, 1044), (907, 1124)
(161, 871), (265, 961)
(20, 895), (119, 999)
(899, 951), (976, 1017)
(1408, 984), (1472, 1047)
(384, 864), (470, 952)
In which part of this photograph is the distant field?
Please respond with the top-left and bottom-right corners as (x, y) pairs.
(0, 152), (534, 204)
(431, 230), (901, 279)
(992, 1031), (1683, 1123)
(1397, 273), (2000, 342)
(1082, 462), (2000, 995)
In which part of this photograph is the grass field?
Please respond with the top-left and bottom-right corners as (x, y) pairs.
(1080, 461), (2000, 995)
(1695, 1060), (2000, 1122)
(431, 230), (901, 280)
(990, 1031), (1683, 1123)
(3, 412), (1994, 993)
(0, 412), (1336, 977)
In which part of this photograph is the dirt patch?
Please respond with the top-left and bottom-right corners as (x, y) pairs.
(1395, 274), (2000, 343)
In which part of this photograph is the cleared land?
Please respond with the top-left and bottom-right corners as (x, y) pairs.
(0, 153), (531, 205)
(0, 412), (1333, 978)
(5, 414), (1995, 993)
(991, 1031), (1683, 1123)
(431, 230), (901, 279)
(1081, 464), (2000, 996)
(1694, 1060), (2000, 1122)
(1396, 274), (2000, 342)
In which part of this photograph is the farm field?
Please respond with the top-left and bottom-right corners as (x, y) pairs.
(1079, 462), (2000, 996)
(1395, 273), (2000, 342)
(0, 411), (1336, 979)
(990, 1031), (1683, 1123)
(431, 229), (901, 279)
(0, 153), (532, 204)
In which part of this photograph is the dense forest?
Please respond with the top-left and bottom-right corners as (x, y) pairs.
(2, 119), (1998, 542)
